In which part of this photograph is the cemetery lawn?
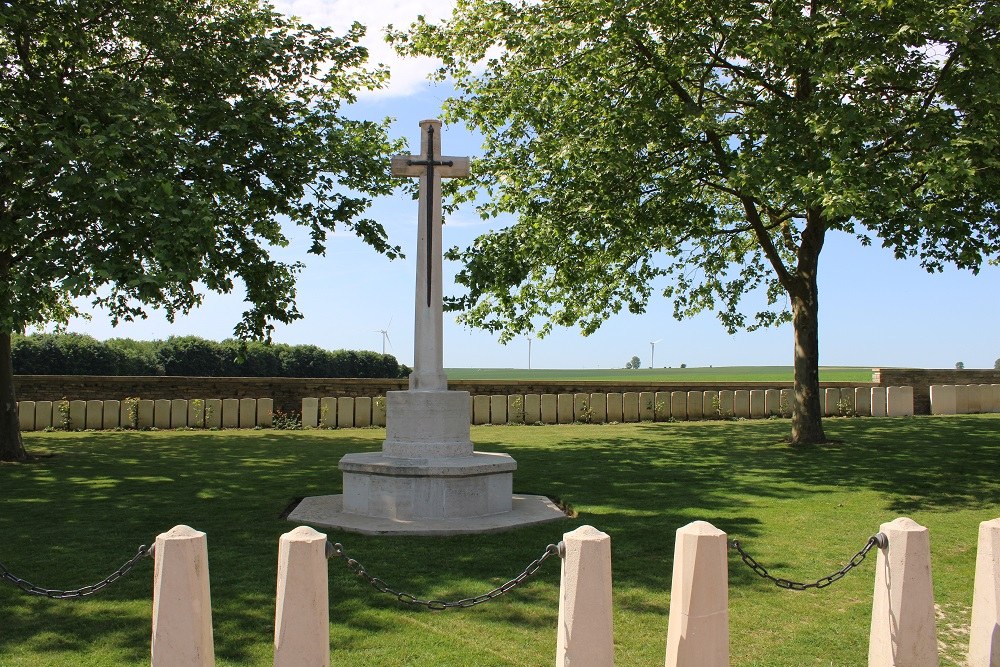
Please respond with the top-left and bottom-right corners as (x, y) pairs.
(2, 416), (998, 666)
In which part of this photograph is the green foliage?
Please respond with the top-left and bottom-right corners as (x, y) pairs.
(393, 0), (999, 443)
(957, 361), (966, 370)
(0, 0), (402, 340)
(395, 0), (999, 340)
(11, 333), (407, 378)
(624, 355), (642, 370)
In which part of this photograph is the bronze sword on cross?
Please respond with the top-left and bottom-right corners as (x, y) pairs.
(391, 120), (469, 390)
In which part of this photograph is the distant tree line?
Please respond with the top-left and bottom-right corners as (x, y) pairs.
(12, 334), (409, 379)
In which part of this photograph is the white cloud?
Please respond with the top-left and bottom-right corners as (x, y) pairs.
(273, 0), (456, 98)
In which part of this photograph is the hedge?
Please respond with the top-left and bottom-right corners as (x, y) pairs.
(12, 334), (409, 379)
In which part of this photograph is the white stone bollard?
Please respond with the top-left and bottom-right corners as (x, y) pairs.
(274, 526), (330, 667)
(557, 525), (613, 667)
(969, 518), (1000, 667)
(664, 521), (729, 667)
(151, 525), (215, 667)
(868, 517), (939, 667)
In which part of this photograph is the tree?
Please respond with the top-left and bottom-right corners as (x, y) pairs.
(393, 0), (1000, 444)
(994, 358), (999, 370)
(625, 355), (642, 370)
(956, 361), (966, 370)
(0, 0), (402, 461)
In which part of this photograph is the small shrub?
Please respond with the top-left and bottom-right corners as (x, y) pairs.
(272, 409), (303, 430)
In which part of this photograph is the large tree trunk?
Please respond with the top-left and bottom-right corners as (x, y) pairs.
(0, 331), (28, 461)
(788, 207), (827, 445)
(790, 284), (826, 444)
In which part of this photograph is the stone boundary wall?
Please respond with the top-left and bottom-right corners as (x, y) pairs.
(14, 375), (874, 414)
(874, 368), (1000, 414)
(15, 397), (278, 432)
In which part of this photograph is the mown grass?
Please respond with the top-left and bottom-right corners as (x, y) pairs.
(1, 415), (998, 666)
(445, 365), (874, 383)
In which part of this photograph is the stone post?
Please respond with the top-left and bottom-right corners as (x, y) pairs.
(969, 518), (1000, 667)
(664, 521), (729, 667)
(274, 526), (330, 667)
(151, 525), (214, 667)
(557, 525), (613, 667)
(868, 517), (939, 667)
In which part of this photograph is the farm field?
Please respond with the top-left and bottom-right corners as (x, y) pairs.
(445, 365), (874, 383)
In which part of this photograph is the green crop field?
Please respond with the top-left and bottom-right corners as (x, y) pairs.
(445, 365), (874, 383)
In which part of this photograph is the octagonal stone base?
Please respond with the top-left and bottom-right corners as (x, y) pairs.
(340, 451), (516, 520)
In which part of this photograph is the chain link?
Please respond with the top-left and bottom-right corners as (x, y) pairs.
(0, 544), (154, 599)
(327, 540), (563, 610)
(728, 533), (887, 590)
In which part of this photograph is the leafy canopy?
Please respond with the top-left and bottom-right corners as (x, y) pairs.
(392, 0), (999, 341)
(1, 0), (402, 339)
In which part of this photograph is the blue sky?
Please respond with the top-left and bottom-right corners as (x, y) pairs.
(60, 1), (1000, 370)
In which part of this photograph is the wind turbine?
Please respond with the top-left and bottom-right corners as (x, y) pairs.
(649, 339), (662, 369)
(375, 318), (393, 355)
(526, 336), (533, 370)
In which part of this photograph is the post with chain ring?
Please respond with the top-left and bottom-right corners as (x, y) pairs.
(327, 538), (563, 610)
(728, 532), (888, 590)
(557, 525), (614, 667)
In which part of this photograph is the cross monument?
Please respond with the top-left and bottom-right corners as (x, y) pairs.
(287, 120), (566, 534)
(390, 119), (469, 391)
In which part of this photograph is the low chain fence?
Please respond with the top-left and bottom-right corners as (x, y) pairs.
(0, 543), (153, 599)
(327, 539), (565, 610)
(728, 532), (888, 590)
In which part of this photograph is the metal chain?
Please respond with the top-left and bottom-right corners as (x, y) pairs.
(728, 533), (887, 590)
(0, 544), (154, 599)
(327, 540), (564, 610)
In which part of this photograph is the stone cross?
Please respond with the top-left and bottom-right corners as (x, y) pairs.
(391, 119), (470, 392)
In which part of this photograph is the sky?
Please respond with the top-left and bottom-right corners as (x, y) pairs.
(57, 1), (1000, 371)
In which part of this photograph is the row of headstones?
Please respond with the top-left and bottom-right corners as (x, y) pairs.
(301, 387), (914, 429)
(301, 396), (386, 429)
(930, 384), (1000, 414)
(464, 387), (912, 425)
(147, 518), (1000, 666)
(15, 398), (274, 431)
